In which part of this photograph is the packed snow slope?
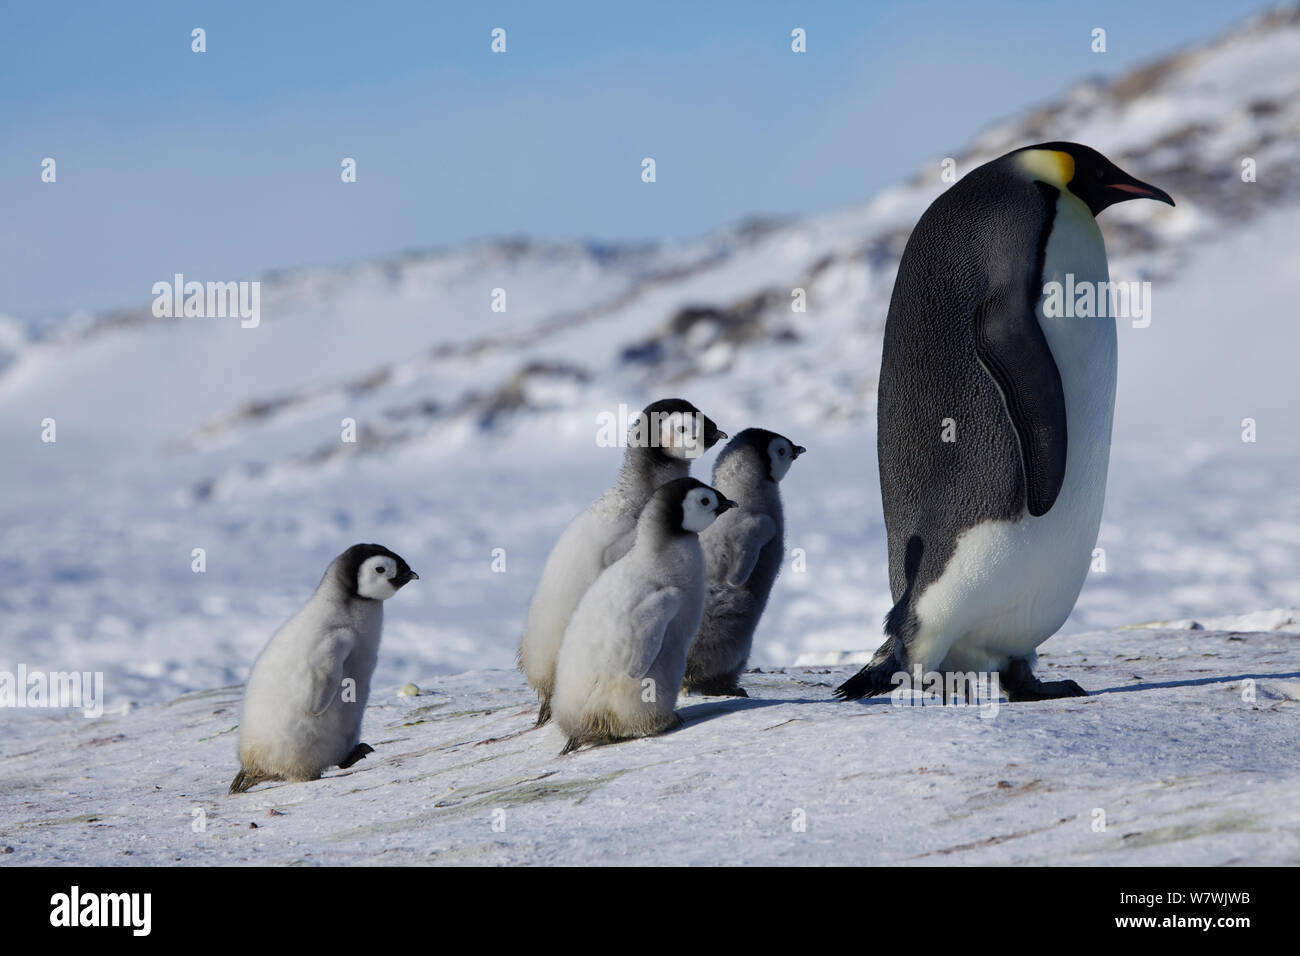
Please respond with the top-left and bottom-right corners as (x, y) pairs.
(1, 7), (1299, 712)
(1, 617), (1297, 866)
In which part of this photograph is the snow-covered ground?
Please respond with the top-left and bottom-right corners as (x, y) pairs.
(1, 8), (1299, 864)
(3, 615), (1297, 865)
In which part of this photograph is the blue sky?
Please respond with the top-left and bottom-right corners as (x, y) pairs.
(0, 0), (1276, 318)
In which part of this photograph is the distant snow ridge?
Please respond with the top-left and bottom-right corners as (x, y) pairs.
(56, 3), (1292, 492)
(1134, 608), (1300, 632)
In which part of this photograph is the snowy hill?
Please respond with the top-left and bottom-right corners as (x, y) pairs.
(2, 618), (1297, 865)
(1, 5), (1299, 715)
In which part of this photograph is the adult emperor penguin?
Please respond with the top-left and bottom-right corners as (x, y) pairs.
(683, 428), (805, 697)
(229, 543), (418, 793)
(836, 142), (1173, 703)
(552, 477), (734, 754)
(519, 399), (724, 726)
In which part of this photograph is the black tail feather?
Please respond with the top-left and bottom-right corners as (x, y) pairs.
(833, 651), (901, 700)
(836, 535), (922, 701)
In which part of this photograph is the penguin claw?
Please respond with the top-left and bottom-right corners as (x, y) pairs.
(338, 743), (375, 769)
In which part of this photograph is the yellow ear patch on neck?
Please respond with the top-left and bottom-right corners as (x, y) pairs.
(1016, 149), (1075, 189)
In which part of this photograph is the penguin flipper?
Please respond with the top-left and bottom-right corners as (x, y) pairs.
(723, 512), (777, 587)
(306, 629), (356, 717)
(973, 282), (1069, 517)
(619, 586), (683, 679)
(601, 528), (637, 568)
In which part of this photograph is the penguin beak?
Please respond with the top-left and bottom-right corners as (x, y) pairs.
(1106, 176), (1174, 207)
(715, 496), (737, 515)
(792, 445), (807, 459)
(704, 419), (726, 448)
(396, 569), (419, 586)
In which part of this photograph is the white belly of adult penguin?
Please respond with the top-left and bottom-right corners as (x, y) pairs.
(230, 543), (418, 793)
(837, 142), (1173, 702)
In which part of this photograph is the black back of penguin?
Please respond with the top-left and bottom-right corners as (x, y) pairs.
(876, 154), (1063, 607)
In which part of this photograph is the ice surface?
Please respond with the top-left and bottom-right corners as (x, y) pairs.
(1, 624), (1295, 865)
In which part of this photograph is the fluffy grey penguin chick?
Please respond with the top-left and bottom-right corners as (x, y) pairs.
(552, 477), (734, 754)
(684, 428), (805, 697)
(229, 543), (418, 794)
(518, 398), (724, 727)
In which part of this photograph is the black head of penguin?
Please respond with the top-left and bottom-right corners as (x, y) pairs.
(713, 427), (807, 483)
(648, 476), (735, 536)
(636, 398), (726, 461)
(1012, 142), (1174, 217)
(330, 543), (418, 599)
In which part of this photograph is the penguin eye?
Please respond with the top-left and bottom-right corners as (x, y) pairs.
(700, 496), (709, 506)
(778, 448), (786, 456)
(376, 565), (387, 574)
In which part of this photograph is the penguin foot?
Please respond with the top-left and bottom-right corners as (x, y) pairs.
(338, 743), (375, 769)
(535, 697), (552, 728)
(1001, 660), (1087, 701)
(1005, 678), (1088, 701)
(685, 679), (748, 698)
(559, 736), (582, 756)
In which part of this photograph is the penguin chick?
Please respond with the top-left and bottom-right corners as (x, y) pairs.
(518, 398), (724, 726)
(229, 543), (418, 794)
(551, 477), (734, 754)
(684, 428), (805, 697)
